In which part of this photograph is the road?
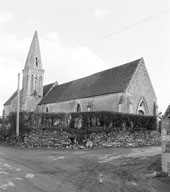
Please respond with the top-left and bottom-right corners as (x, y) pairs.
(0, 146), (163, 192)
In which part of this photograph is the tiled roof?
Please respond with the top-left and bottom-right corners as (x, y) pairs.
(39, 58), (141, 105)
(43, 83), (54, 97)
(163, 104), (170, 119)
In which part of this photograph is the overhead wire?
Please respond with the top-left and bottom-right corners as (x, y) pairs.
(83, 8), (170, 46)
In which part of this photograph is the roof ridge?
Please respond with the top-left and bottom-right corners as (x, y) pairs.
(52, 58), (142, 88)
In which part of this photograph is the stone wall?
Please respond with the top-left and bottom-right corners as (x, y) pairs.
(126, 59), (157, 115)
(161, 118), (170, 174)
(21, 95), (42, 112)
(37, 93), (122, 113)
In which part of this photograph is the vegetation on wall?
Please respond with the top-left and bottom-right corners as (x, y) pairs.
(67, 111), (156, 130)
(1, 111), (156, 138)
(0, 111), (158, 148)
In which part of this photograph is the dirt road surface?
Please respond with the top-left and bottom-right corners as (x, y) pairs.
(0, 146), (169, 192)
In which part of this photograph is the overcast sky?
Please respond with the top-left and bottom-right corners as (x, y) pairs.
(0, 0), (169, 115)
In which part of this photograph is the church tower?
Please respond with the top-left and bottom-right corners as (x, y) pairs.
(21, 31), (44, 112)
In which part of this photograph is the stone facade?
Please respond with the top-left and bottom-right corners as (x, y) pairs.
(37, 93), (122, 113)
(161, 118), (170, 174)
(126, 59), (157, 115)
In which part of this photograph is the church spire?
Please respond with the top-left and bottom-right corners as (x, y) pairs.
(24, 30), (42, 70)
(21, 31), (44, 112)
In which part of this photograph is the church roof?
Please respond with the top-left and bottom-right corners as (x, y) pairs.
(39, 58), (141, 105)
(43, 83), (55, 97)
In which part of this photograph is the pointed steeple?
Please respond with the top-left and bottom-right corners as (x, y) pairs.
(24, 30), (42, 70)
(21, 31), (44, 112)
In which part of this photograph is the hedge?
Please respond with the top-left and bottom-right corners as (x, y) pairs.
(5, 111), (156, 134)
(7, 112), (67, 132)
(68, 111), (156, 130)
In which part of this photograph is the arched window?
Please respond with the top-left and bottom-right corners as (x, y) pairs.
(87, 99), (93, 112)
(25, 75), (28, 91)
(31, 75), (34, 94)
(35, 76), (38, 91)
(127, 95), (133, 113)
(137, 99), (148, 115)
(36, 57), (38, 68)
(39, 76), (42, 94)
(76, 103), (81, 112)
(118, 95), (124, 112)
(23, 75), (28, 91)
(46, 106), (49, 113)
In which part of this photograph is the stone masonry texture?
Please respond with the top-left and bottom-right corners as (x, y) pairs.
(161, 118), (170, 173)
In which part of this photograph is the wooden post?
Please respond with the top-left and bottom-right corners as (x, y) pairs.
(16, 73), (20, 139)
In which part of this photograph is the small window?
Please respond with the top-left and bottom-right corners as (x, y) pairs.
(46, 107), (49, 113)
(87, 107), (91, 112)
(31, 75), (34, 94)
(87, 100), (93, 112)
(35, 76), (38, 91)
(76, 103), (81, 112)
(36, 57), (38, 67)
(39, 76), (42, 93)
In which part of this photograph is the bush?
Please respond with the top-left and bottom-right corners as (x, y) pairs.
(8, 112), (67, 128)
(68, 111), (156, 130)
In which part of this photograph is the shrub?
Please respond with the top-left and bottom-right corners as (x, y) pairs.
(68, 111), (156, 131)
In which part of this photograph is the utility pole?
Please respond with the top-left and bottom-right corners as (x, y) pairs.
(16, 73), (20, 139)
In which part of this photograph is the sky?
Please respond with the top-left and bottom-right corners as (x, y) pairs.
(0, 0), (169, 115)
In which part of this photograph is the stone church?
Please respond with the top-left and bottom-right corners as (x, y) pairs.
(4, 31), (158, 116)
